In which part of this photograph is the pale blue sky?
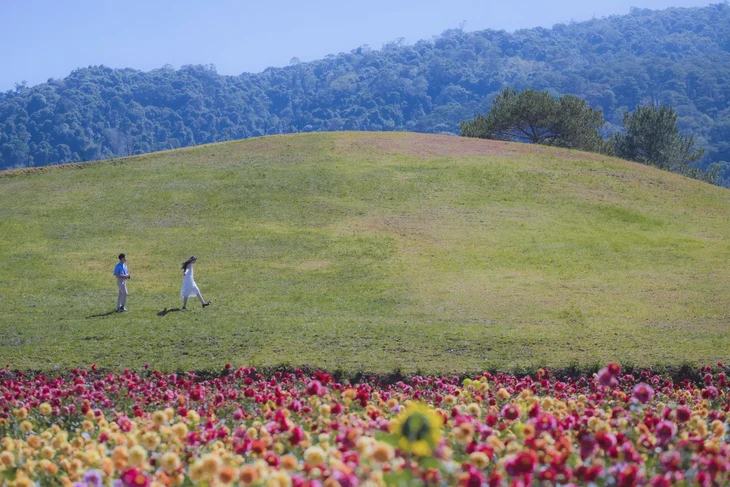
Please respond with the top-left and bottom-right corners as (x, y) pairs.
(0, 0), (717, 91)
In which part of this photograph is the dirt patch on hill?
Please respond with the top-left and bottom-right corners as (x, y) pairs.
(334, 132), (513, 158)
(334, 132), (612, 162)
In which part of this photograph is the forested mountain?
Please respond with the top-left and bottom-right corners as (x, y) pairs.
(2, 3), (730, 184)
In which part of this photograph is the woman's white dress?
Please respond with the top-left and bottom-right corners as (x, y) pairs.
(181, 265), (201, 298)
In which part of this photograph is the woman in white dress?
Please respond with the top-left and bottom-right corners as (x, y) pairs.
(181, 256), (211, 310)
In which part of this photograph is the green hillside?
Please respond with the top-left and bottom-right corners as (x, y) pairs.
(1, 132), (728, 374)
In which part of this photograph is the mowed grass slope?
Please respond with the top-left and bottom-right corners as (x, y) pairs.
(1, 132), (729, 374)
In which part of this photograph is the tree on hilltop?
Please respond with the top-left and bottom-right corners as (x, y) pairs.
(460, 88), (607, 153)
(613, 105), (717, 184)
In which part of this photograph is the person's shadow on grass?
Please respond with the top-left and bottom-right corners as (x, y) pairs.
(85, 310), (118, 319)
(157, 307), (182, 317)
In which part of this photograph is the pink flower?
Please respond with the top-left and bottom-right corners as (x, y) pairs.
(534, 413), (557, 434)
(655, 420), (677, 444)
(121, 468), (150, 487)
(632, 383), (654, 404)
(597, 368), (619, 388)
(649, 475), (671, 487)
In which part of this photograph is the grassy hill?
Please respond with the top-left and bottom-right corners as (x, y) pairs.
(1, 132), (728, 374)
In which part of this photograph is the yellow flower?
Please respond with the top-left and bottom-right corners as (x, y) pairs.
(20, 421), (33, 433)
(187, 410), (200, 423)
(304, 446), (326, 467)
(129, 445), (147, 468)
(85, 449), (101, 466)
(453, 422), (475, 445)
(190, 461), (205, 481)
(267, 471), (292, 487)
(142, 432), (161, 450)
(1, 438), (14, 451)
(389, 402), (443, 457)
(160, 452), (181, 474)
(40, 403), (53, 416)
(152, 411), (167, 427)
(201, 453), (222, 475)
(172, 422), (188, 440)
(14, 474), (33, 487)
(42, 446), (56, 460)
(469, 451), (490, 469)
(497, 388), (511, 400)
(319, 404), (331, 417)
(466, 403), (481, 418)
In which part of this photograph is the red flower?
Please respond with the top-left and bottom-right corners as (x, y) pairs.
(675, 406), (691, 423)
(655, 420), (677, 444)
(289, 426), (304, 446)
(606, 362), (622, 376)
(596, 432), (617, 450)
(617, 465), (640, 487)
(501, 404), (520, 421)
(505, 451), (536, 477)
(265, 452), (279, 467)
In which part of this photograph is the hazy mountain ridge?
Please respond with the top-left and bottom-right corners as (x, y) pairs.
(1, 3), (729, 183)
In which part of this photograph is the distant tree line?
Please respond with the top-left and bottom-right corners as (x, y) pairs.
(1, 3), (730, 185)
(461, 88), (716, 183)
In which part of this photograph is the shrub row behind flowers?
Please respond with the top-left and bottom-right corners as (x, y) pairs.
(0, 362), (728, 486)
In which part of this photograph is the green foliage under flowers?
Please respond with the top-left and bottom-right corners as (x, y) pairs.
(0, 132), (729, 374)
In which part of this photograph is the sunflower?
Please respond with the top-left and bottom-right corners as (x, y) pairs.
(389, 402), (443, 456)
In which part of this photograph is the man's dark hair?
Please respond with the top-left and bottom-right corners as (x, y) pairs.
(118, 253), (126, 260)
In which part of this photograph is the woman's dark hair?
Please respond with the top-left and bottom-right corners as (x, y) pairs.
(181, 255), (197, 270)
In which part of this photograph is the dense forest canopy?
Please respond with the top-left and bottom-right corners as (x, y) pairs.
(1, 3), (730, 185)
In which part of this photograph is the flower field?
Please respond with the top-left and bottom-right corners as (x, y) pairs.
(1, 363), (728, 486)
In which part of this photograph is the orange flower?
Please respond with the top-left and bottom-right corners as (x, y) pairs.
(239, 466), (259, 485)
(219, 466), (236, 484)
(250, 440), (266, 457)
(281, 455), (298, 470)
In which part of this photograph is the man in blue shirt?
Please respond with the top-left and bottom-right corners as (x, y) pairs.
(114, 253), (130, 312)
